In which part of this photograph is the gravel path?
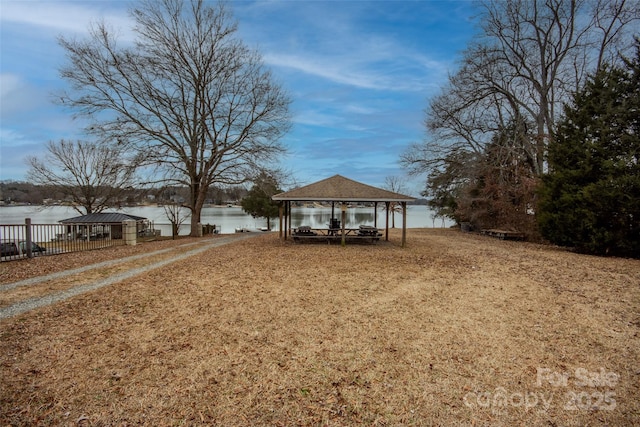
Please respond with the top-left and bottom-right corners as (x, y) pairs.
(0, 233), (263, 320)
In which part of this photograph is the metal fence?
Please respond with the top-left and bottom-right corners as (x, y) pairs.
(1, 219), (125, 262)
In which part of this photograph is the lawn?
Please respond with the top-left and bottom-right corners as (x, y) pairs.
(1, 229), (638, 426)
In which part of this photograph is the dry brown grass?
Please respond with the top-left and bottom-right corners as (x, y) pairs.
(0, 229), (638, 426)
(0, 236), (207, 285)
(0, 250), (183, 308)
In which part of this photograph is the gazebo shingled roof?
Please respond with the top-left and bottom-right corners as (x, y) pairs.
(272, 174), (415, 202)
(272, 175), (415, 246)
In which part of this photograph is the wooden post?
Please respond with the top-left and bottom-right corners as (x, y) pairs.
(288, 201), (292, 239)
(278, 203), (284, 240)
(341, 203), (347, 246)
(284, 201), (289, 241)
(401, 202), (407, 247)
(385, 202), (390, 241)
(288, 201), (292, 240)
(373, 202), (378, 228)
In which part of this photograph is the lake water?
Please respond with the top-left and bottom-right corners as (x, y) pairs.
(0, 205), (453, 235)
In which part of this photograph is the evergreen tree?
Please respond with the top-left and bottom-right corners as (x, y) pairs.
(538, 42), (640, 257)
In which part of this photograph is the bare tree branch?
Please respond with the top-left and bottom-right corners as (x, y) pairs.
(57, 0), (291, 235)
(26, 140), (140, 215)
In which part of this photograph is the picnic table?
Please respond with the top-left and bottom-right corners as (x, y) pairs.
(292, 225), (382, 244)
(357, 225), (380, 237)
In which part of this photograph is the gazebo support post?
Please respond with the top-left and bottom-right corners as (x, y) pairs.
(374, 202), (378, 228)
(278, 203), (284, 240)
(285, 201), (290, 240)
(401, 201), (407, 247)
(341, 203), (347, 246)
(282, 202), (286, 241)
(385, 202), (390, 241)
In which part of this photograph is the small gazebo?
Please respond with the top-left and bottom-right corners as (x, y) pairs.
(60, 212), (148, 239)
(271, 175), (415, 246)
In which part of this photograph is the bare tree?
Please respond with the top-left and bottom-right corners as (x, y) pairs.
(402, 0), (638, 226)
(26, 139), (139, 215)
(57, 0), (291, 235)
(163, 203), (188, 239)
(591, 0), (640, 73)
(383, 176), (407, 228)
(404, 0), (639, 173)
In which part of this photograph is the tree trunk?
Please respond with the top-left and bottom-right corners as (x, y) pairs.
(190, 184), (207, 236)
(536, 115), (547, 176)
(190, 207), (201, 236)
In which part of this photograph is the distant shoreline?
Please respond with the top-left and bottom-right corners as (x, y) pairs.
(0, 204), (455, 234)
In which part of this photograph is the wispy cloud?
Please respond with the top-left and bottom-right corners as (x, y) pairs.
(0, 73), (48, 117)
(240, 1), (451, 93)
(0, 0), (479, 185)
(265, 52), (441, 93)
(1, 1), (132, 34)
(265, 52), (381, 90)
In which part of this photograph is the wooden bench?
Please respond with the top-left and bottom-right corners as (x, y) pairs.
(481, 229), (525, 241)
(293, 226), (317, 236)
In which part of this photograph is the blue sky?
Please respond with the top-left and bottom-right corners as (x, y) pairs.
(0, 0), (479, 194)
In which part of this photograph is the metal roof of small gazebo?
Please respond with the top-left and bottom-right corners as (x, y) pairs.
(59, 212), (147, 224)
(272, 175), (414, 246)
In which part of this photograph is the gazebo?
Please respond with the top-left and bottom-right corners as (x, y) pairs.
(271, 175), (415, 247)
(60, 212), (149, 239)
